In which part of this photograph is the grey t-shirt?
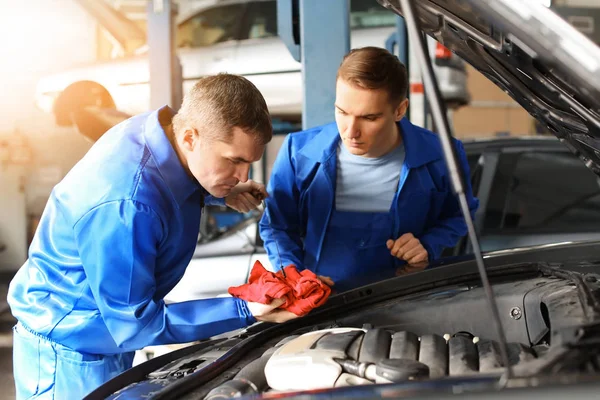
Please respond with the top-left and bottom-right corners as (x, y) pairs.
(335, 141), (405, 212)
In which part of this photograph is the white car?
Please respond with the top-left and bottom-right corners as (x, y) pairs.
(35, 0), (470, 127)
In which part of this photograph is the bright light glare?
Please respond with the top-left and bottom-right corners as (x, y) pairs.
(0, 4), (93, 76)
(0, 0), (97, 131)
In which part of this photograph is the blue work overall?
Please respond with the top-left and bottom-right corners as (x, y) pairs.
(13, 323), (134, 399)
(317, 208), (398, 292)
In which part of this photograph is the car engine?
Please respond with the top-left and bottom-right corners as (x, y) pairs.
(130, 267), (600, 400)
(192, 272), (597, 399)
(203, 327), (538, 398)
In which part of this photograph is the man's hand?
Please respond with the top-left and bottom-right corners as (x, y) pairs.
(225, 180), (268, 213)
(386, 233), (428, 272)
(256, 309), (299, 323)
(246, 298), (298, 323)
(318, 275), (335, 286)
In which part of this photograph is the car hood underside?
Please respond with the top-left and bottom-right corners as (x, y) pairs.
(378, 0), (600, 176)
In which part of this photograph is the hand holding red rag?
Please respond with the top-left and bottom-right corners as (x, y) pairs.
(246, 298), (296, 323)
(229, 261), (332, 317)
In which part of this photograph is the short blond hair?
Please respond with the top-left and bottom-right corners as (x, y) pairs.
(173, 74), (272, 145)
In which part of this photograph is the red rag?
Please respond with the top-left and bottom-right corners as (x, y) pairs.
(277, 265), (331, 316)
(228, 260), (291, 305)
(228, 261), (332, 316)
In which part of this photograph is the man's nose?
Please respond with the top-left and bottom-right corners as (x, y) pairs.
(346, 118), (360, 139)
(235, 164), (250, 183)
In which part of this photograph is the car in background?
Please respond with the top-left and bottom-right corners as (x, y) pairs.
(34, 0), (470, 128)
(164, 135), (600, 304)
(461, 137), (600, 255)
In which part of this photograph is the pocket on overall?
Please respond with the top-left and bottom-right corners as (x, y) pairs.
(13, 324), (41, 398)
(53, 346), (117, 399)
(321, 210), (395, 284)
(332, 211), (393, 249)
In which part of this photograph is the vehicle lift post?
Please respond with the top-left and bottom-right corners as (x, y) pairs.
(278, 0), (350, 129)
(147, 0), (183, 111)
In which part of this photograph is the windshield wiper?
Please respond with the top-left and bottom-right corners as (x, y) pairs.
(398, 0), (513, 380)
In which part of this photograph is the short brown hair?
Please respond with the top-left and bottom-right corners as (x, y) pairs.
(173, 74), (272, 145)
(337, 46), (408, 105)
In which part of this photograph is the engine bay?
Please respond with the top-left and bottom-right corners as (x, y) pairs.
(133, 268), (600, 400)
(200, 276), (575, 398)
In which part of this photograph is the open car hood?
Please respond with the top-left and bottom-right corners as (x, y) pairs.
(378, 0), (600, 175)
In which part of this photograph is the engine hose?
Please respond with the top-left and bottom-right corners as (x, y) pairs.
(333, 357), (429, 383)
(204, 350), (274, 400)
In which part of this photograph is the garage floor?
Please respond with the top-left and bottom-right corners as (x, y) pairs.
(0, 283), (15, 400)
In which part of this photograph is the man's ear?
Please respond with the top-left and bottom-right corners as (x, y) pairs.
(395, 99), (409, 121)
(181, 128), (199, 151)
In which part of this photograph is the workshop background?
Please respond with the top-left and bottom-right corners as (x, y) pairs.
(0, 0), (599, 398)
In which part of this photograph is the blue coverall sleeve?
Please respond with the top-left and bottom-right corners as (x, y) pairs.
(73, 200), (255, 351)
(418, 141), (479, 260)
(205, 195), (226, 206)
(260, 135), (305, 271)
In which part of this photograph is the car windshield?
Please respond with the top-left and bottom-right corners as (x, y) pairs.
(177, 3), (244, 48)
(484, 152), (600, 234)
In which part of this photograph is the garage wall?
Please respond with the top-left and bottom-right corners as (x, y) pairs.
(452, 65), (534, 139)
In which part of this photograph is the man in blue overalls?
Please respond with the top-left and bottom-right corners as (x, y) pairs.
(260, 47), (478, 293)
(8, 74), (296, 399)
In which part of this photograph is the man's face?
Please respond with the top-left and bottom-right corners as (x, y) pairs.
(184, 126), (265, 198)
(335, 78), (408, 158)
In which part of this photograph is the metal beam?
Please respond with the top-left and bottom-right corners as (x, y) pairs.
(147, 0), (183, 111)
(73, 0), (146, 54)
(299, 0), (350, 128)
